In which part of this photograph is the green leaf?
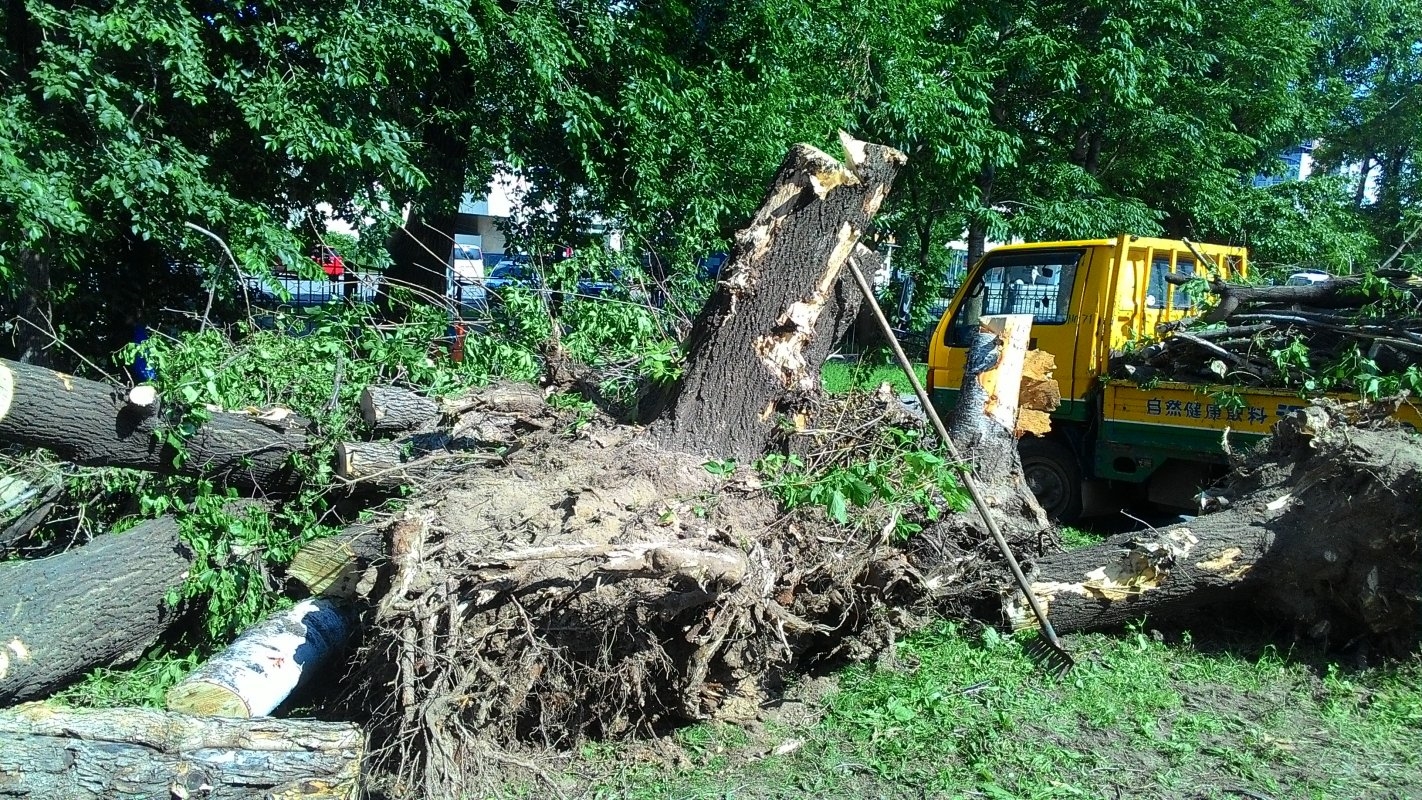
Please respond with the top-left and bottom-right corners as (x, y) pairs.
(827, 490), (849, 524)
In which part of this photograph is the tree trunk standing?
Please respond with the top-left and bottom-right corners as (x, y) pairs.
(380, 209), (456, 315)
(378, 42), (474, 318)
(944, 315), (1050, 544)
(0, 518), (193, 704)
(648, 135), (907, 461)
(966, 165), (996, 266)
(0, 704), (363, 799)
(0, 358), (308, 492)
(7, 248), (51, 367)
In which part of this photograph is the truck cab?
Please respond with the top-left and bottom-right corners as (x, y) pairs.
(926, 236), (1247, 521)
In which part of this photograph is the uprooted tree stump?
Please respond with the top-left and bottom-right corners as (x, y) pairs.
(1005, 403), (1422, 649)
(348, 136), (944, 799)
(0, 518), (193, 704)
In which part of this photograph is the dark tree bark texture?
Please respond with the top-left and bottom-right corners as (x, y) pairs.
(1006, 406), (1422, 649)
(0, 518), (193, 704)
(380, 208), (455, 314)
(360, 385), (441, 434)
(0, 704), (362, 799)
(0, 358), (308, 492)
(649, 134), (906, 461)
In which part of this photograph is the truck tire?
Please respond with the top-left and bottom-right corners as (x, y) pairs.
(1018, 436), (1084, 523)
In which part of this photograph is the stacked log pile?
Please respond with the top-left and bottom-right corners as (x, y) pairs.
(1115, 268), (1422, 386)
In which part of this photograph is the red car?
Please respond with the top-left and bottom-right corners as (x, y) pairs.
(313, 246), (345, 278)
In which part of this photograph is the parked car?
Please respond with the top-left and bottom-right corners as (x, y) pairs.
(313, 246), (345, 278)
(1284, 270), (1331, 286)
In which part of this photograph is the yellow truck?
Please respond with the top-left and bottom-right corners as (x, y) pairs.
(925, 235), (1421, 521)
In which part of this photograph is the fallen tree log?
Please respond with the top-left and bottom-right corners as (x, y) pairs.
(648, 132), (905, 461)
(1005, 405), (1422, 647)
(360, 385), (440, 434)
(0, 518), (193, 704)
(1162, 271), (1421, 323)
(0, 703), (362, 799)
(334, 433), (499, 487)
(0, 358), (308, 491)
(167, 599), (357, 718)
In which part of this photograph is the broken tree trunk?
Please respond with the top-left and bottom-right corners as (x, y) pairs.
(945, 315), (1050, 542)
(1005, 405), (1422, 647)
(648, 132), (906, 461)
(0, 358), (308, 492)
(361, 385), (440, 434)
(287, 524), (385, 598)
(166, 599), (356, 718)
(0, 518), (193, 704)
(0, 703), (362, 799)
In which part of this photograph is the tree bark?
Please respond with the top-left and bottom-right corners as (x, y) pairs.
(166, 599), (356, 718)
(0, 703), (362, 799)
(947, 315), (1049, 539)
(360, 385), (440, 434)
(1003, 521), (1255, 634)
(0, 518), (193, 704)
(379, 208), (455, 316)
(648, 133), (906, 461)
(0, 358), (308, 492)
(1006, 406), (1422, 645)
(334, 432), (465, 487)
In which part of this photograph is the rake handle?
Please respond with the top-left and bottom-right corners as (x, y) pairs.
(843, 259), (1070, 658)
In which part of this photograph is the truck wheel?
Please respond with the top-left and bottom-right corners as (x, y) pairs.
(1018, 437), (1084, 523)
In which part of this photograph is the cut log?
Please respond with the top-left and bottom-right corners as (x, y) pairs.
(124, 384), (159, 418)
(946, 314), (1050, 537)
(0, 358), (308, 491)
(0, 703), (362, 799)
(360, 385), (440, 434)
(1005, 405), (1422, 645)
(166, 599), (357, 718)
(0, 518), (193, 704)
(287, 524), (386, 598)
(648, 132), (906, 461)
(1162, 272), (1417, 323)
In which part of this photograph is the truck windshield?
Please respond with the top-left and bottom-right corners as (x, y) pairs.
(947, 249), (1084, 346)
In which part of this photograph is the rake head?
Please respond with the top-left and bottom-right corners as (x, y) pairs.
(1024, 631), (1076, 679)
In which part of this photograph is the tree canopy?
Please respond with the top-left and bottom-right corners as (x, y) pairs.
(2, 0), (1418, 366)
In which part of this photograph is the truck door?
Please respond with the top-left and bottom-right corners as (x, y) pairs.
(939, 248), (1090, 403)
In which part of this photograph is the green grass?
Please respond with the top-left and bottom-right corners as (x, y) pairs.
(1058, 525), (1108, 550)
(822, 359), (928, 396)
(581, 623), (1422, 799)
